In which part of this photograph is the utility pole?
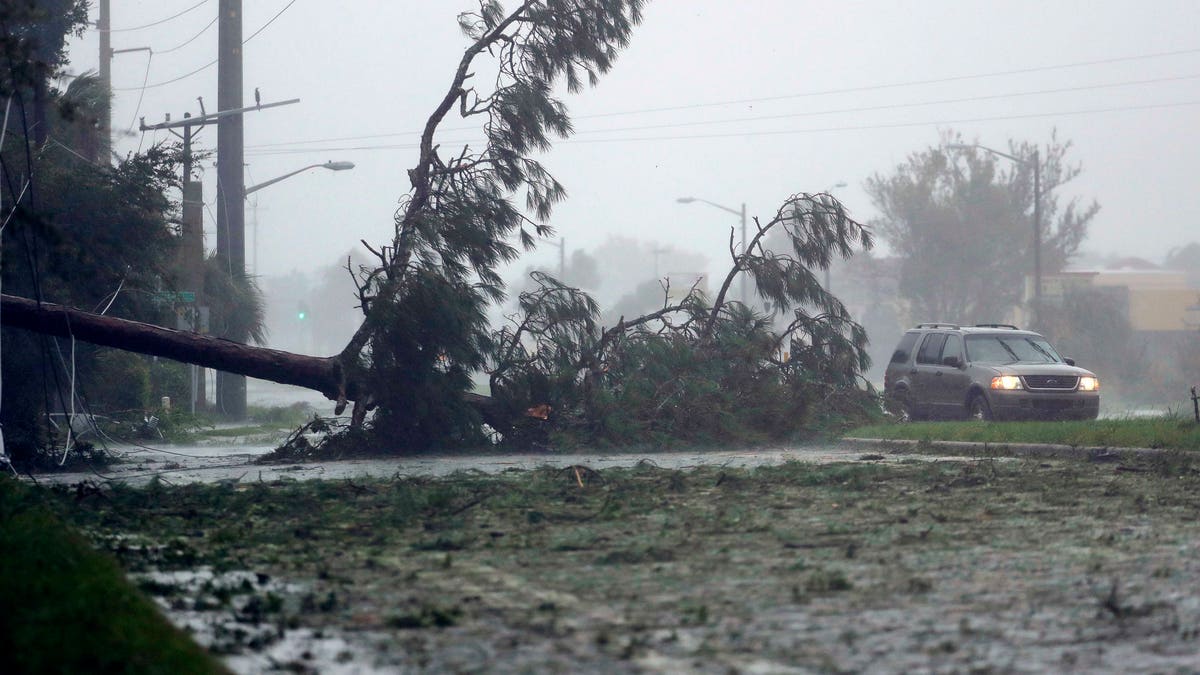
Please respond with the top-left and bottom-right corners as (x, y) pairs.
(1031, 147), (1042, 331)
(142, 97), (299, 415)
(216, 0), (246, 419)
(544, 237), (566, 278)
(180, 116), (205, 411)
(97, 0), (111, 162)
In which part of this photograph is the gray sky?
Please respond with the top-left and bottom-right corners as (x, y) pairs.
(70, 0), (1200, 290)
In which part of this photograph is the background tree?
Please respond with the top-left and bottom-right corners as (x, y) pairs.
(0, 0), (89, 145)
(0, 2), (265, 465)
(865, 130), (1098, 326)
(1164, 242), (1200, 288)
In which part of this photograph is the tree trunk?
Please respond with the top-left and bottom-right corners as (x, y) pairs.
(0, 293), (508, 430)
(0, 293), (353, 402)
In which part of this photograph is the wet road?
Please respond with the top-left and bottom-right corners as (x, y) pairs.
(32, 441), (974, 487)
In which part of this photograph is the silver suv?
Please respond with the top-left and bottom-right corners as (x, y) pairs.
(884, 323), (1100, 421)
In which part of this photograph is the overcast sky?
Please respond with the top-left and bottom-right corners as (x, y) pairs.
(68, 1), (1200, 291)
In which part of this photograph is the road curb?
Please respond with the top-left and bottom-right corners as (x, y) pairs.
(841, 437), (1174, 462)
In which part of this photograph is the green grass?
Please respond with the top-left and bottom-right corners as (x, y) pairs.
(0, 477), (226, 674)
(846, 415), (1200, 450)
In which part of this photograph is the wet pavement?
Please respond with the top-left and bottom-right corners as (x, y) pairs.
(35, 442), (961, 487)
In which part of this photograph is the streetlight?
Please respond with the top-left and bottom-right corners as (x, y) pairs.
(676, 196), (748, 303)
(245, 160), (355, 195)
(212, 159), (354, 419)
(947, 142), (1041, 327)
(245, 161), (355, 274)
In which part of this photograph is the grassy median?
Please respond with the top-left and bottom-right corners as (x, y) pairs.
(847, 415), (1200, 451)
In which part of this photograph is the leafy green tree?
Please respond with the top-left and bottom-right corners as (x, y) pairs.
(0, 3), (240, 464)
(0, 0), (89, 145)
(865, 130), (1098, 325)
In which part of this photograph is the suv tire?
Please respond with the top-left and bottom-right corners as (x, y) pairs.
(968, 393), (992, 421)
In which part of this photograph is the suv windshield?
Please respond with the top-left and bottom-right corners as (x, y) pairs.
(965, 334), (1063, 365)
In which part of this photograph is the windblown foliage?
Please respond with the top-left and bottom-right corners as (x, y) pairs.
(337, 1), (646, 446)
(488, 194), (876, 447)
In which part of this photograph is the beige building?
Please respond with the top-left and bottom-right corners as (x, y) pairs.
(1032, 267), (1200, 333)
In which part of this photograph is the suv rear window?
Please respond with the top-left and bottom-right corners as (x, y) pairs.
(890, 333), (919, 364)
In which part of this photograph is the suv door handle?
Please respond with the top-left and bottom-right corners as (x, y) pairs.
(909, 369), (917, 375)
(934, 371), (942, 377)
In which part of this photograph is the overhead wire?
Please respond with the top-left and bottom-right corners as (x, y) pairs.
(113, 0), (299, 91)
(155, 15), (218, 54)
(577, 46), (1200, 119)
(243, 71), (1200, 152)
(244, 0), (298, 43)
(242, 99), (1200, 157)
(127, 51), (153, 136)
(103, 0), (210, 33)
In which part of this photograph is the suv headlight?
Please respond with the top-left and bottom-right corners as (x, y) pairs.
(990, 375), (1023, 390)
(1078, 376), (1099, 391)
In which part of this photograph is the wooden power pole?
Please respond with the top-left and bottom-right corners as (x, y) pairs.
(216, 0), (247, 418)
(97, 0), (111, 163)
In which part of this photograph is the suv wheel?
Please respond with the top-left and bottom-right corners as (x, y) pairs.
(967, 394), (992, 421)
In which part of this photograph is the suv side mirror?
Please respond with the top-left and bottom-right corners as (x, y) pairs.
(1064, 357), (1076, 366)
(942, 355), (962, 368)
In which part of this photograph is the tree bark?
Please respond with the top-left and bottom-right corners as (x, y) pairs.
(0, 293), (353, 402)
(0, 293), (511, 430)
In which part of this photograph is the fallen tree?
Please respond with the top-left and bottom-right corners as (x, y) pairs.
(0, 293), (350, 401)
(0, 293), (511, 431)
(2, 2), (878, 458)
(3, 2), (648, 452)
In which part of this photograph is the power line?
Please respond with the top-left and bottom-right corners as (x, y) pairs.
(156, 15), (218, 54)
(243, 71), (1200, 151)
(562, 100), (1200, 144)
(244, 0), (298, 43)
(577, 46), (1200, 119)
(104, 0), (210, 33)
(242, 99), (1200, 156)
(115, 57), (214, 91)
(113, 0), (299, 91)
(127, 52), (153, 133)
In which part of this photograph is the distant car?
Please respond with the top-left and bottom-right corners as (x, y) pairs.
(884, 323), (1100, 421)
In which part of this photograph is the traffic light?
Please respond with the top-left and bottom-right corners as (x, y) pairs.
(297, 301), (309, 321)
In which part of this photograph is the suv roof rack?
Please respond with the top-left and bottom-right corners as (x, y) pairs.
(914, 322), (959, 329)
(973, 323), (1019, 330)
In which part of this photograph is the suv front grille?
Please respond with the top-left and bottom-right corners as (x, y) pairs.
(1023, 375), (1079, 390)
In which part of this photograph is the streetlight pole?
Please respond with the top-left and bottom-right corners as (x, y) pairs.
(677, 197), (747, 304)
(245, 160), (355, 195)
(244, 161), (355, 275)
(947, 143), (1042, 328)
(542, 237), (566, 277)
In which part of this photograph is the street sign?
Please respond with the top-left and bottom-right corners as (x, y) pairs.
(154, 290), (197, 304)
